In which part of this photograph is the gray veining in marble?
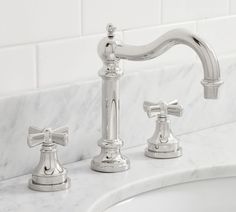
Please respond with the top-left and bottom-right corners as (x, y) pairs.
(0, 55), (236, 180)
(1, 122), (236, 212)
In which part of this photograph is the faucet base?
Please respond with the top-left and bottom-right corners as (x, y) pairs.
(28, 178), (71, 192)
(91, 150), (130, 173)
(91, 138), (130, 172)
(145, 147), (182, 159)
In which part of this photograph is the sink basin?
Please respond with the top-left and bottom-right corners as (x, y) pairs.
(105, 177), (236, 212)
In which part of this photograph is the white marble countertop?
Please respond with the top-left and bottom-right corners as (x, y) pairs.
(1, 122), (236, 212)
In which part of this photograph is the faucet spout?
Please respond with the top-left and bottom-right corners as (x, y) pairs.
(92, 25), (223, 173)
(114, 29), (223, 99)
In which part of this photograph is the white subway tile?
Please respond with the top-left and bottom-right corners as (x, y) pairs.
(38, 33), (123, 87)
(162, 0), (228, 23)
(0, 46), (36, 96)
(0, 0), (81, 46)
(82, 0), (161, 35)
(123, 22), (197, 72)
(230, 0), (236, 14)
(197, 16), (236, 57)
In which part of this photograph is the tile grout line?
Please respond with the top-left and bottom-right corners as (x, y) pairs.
(160, 0), (163, 24)
(0, 14), (236, 50)
(228, 0), (231, 14)
(80, 0), (84, 35)
(0, 35), (82, 50)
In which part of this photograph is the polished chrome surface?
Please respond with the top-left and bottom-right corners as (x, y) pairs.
(91, 24), (130, 173)
(115, 28), (223, 99)
(92, 24), (223, 172)
(143, 100), (183, 159)
(27, 126), (70, 192)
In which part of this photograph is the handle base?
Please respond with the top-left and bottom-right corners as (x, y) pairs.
(28, 178), (70, 192)
(145, 146), (182, 159)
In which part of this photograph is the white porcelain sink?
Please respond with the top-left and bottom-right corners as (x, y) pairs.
(105, 177), (236, 212)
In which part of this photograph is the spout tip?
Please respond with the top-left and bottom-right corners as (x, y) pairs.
(204, 86), (219, 99)
(201, 80), (223, 99)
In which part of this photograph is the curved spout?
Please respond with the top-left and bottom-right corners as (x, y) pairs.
(114, 29), (223, 99)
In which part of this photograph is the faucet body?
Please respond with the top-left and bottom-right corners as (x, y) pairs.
(91, 25), (223, 173)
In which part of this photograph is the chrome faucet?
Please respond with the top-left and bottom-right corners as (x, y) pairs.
(91, 24), (223, 173)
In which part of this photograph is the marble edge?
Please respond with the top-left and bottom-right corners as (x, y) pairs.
(89, 164), (236, 212)
(0, 78), (100, 101)
(1, 52), (228, 101)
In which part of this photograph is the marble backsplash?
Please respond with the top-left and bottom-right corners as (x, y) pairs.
(0, 55), (236, 181)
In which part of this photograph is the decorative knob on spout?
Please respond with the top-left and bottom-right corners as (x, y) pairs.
(143, 100), (183, 159)
(106, 23), (116, 37)
(27, 126), (70, 192)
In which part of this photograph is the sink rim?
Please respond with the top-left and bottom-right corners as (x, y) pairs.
(105, 176), (236, 212)
(88, 164), (236, 212)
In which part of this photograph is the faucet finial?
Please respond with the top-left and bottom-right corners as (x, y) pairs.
(106, 23), (116, 37)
